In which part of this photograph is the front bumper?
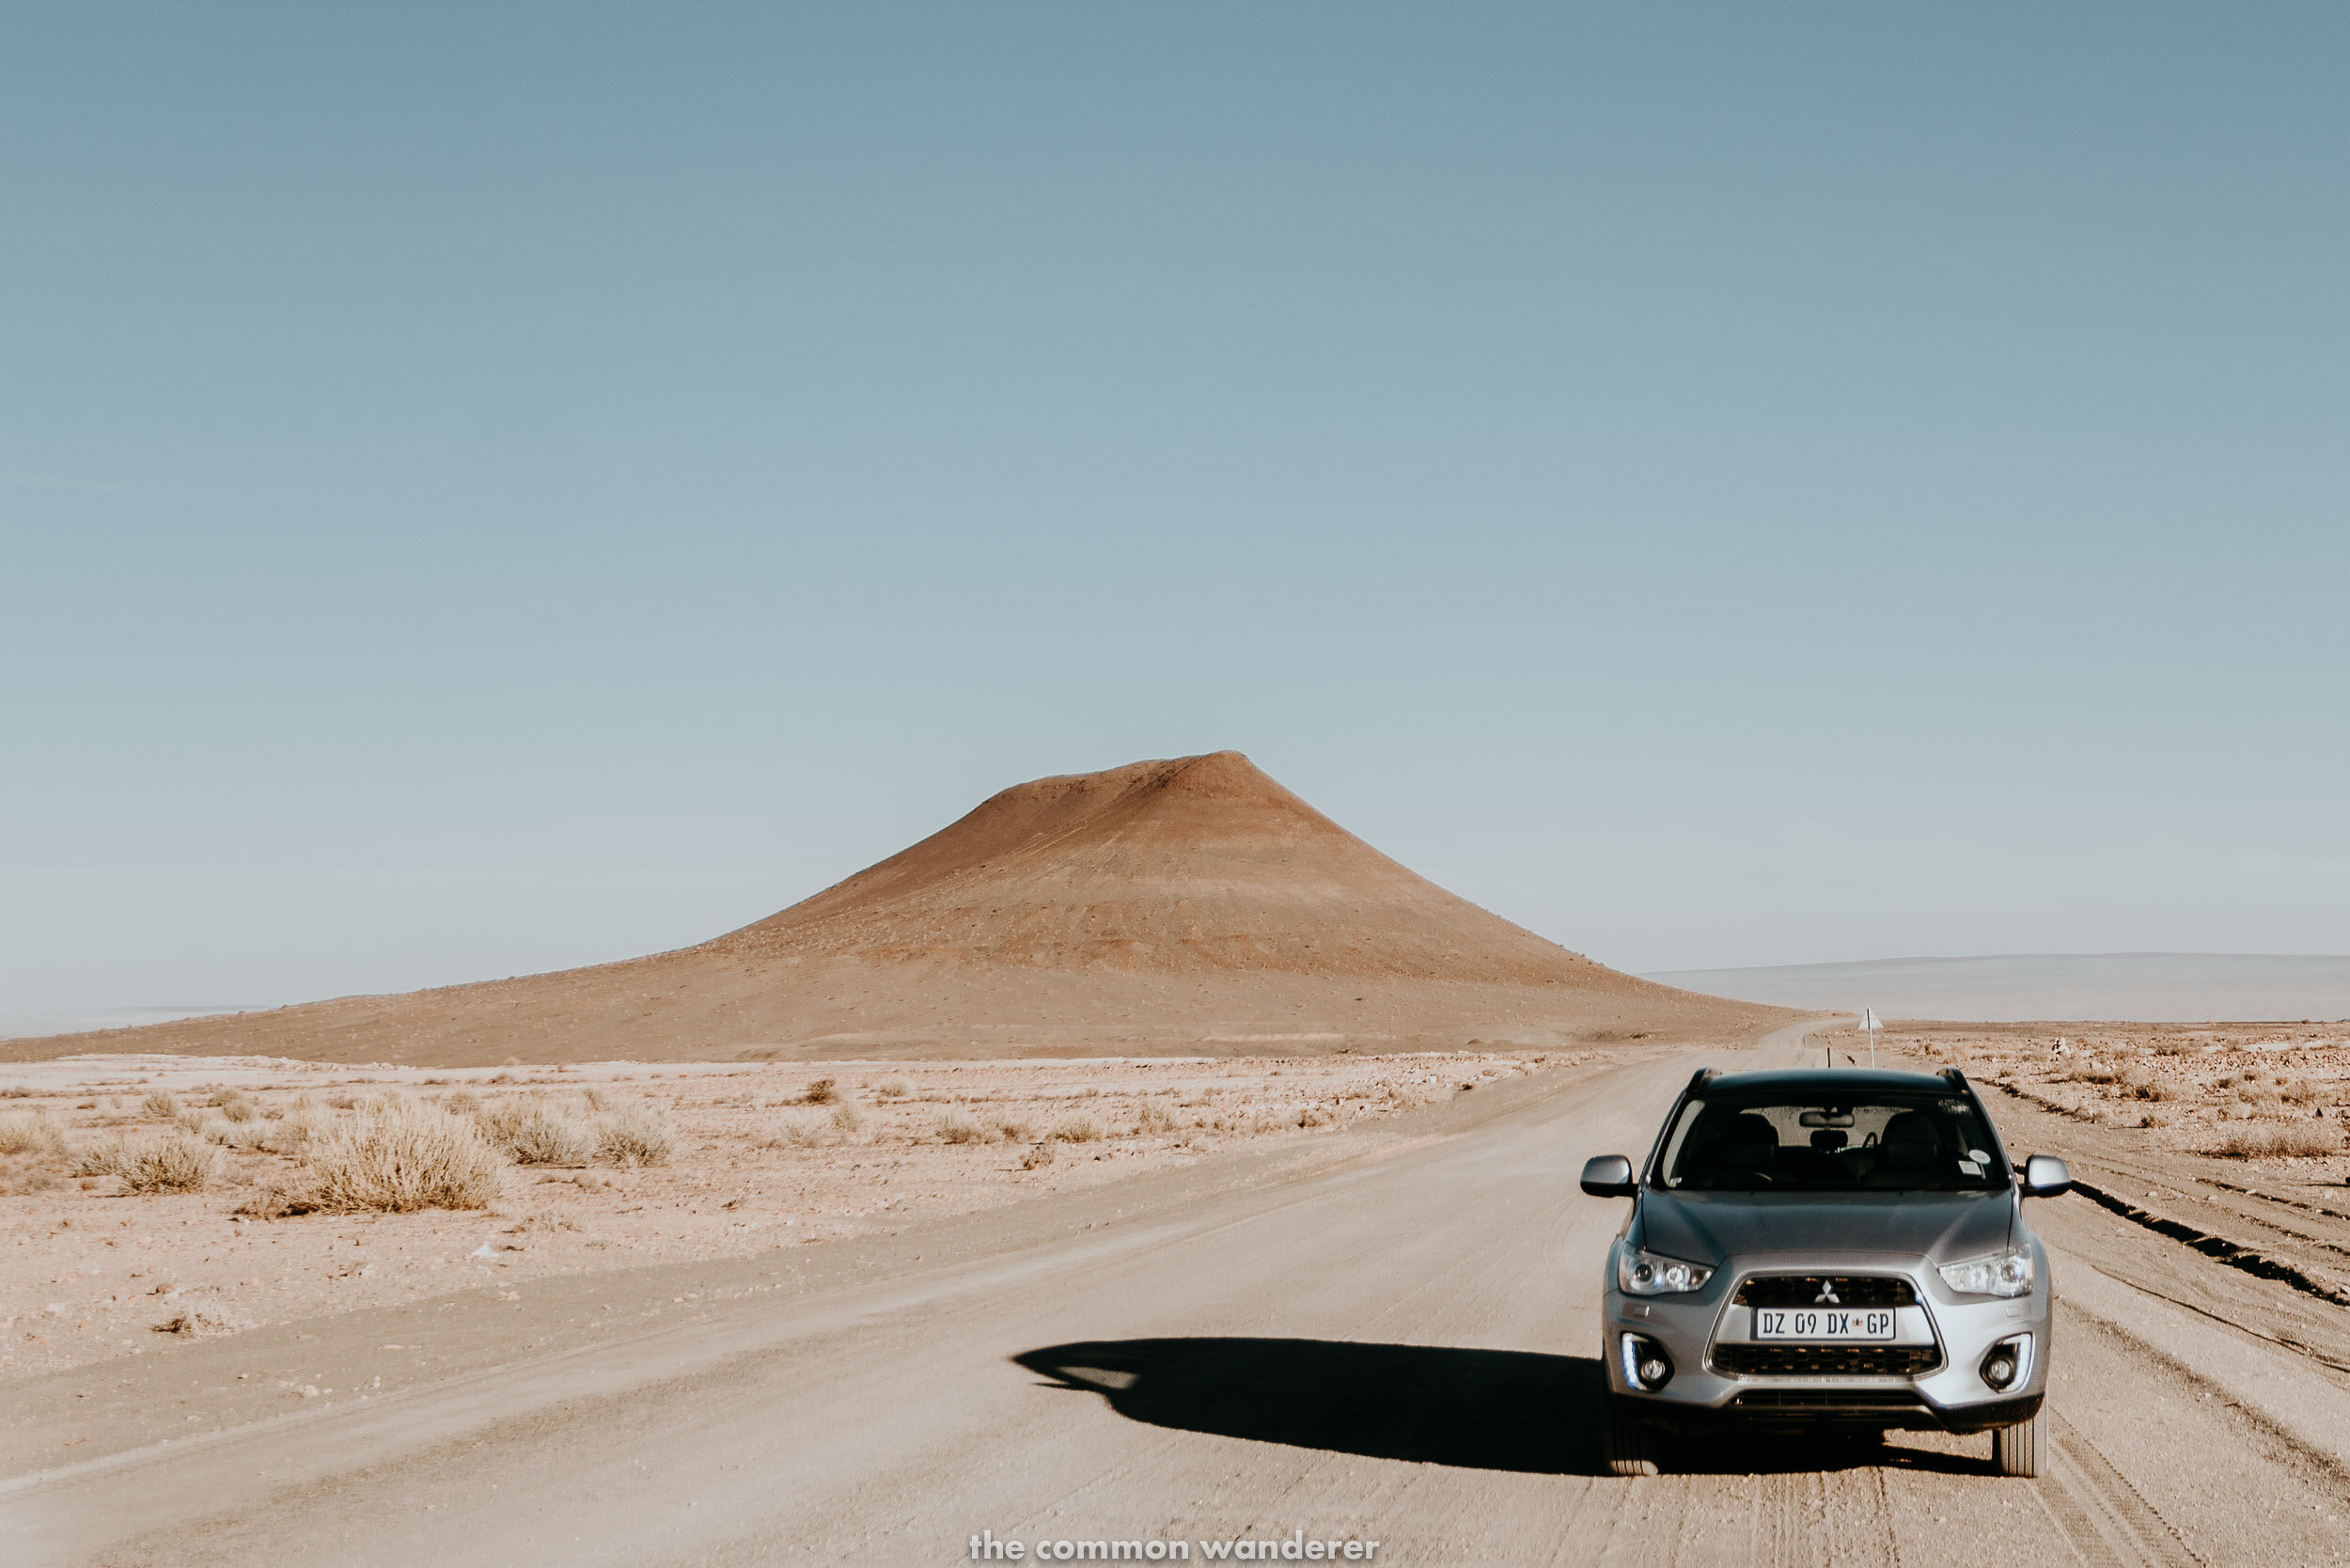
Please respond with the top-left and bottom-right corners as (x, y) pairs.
(1603, 1247), (2052, 1433)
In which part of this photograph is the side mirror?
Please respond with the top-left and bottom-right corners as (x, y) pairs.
(1581, 1154), (1637, 1198)
(2020, 1154), (2071, 1198)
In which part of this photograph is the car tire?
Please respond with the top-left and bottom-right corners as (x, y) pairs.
(1602, 1396), (1660, 1477)
(1991, 1403), (2046, 1478)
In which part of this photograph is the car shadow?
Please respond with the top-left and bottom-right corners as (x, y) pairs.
(1014, 1338), (1988, 1478)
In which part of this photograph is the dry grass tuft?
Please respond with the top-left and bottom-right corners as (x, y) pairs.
(443, 1089), (481, 1114)
(803, 1077), (838, 1105)
(760, 1112), (833, 1149)
(2211, 1121), (2342, 1159)
(0, 1112), (66, 1156)
(302, 1095), (506, 1213)
(478, 1099), (595, 1165)
(199, 1116), (271, 1149)
(580, 1087), (610, 1112)
(987, 1111), (1036, 1142)
(1135, 1101), (1179, 1135)
(266, 1101), (330, 1153)
(1021, 1141), (1057, 1169)
(113, 1134), (219, 1194)
(1052, 1114), (1103, 1144)
(596, 1106), (675, 1168)
(140, 1090), (180, 1119)
(935, 1108), (986, 1144)
(877, 1079), (910, 1100)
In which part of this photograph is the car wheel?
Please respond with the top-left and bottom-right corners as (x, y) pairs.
(1991, 1403), (2046, 1478)
(1602, 1395), (1660, 1477)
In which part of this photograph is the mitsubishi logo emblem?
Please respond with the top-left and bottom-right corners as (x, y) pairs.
(1815, 1282), (1841, 1305)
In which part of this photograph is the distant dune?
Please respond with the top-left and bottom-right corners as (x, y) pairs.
(4, 751), (1779, 1065)
(1645, 953), (2350, 1024)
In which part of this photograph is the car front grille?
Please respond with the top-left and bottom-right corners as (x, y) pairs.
(1713, 1343), (1942, 1377)
(1733, 1274), (1917, 1309)
(1731, 1388), (1928, 1414)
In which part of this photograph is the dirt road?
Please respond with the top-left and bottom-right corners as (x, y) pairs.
(8, 1021), (2346, 1565)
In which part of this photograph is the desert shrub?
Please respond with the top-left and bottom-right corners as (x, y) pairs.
(2116, 1069), (2180, 1103)
(172, 1107), (208, 1136)
(0, 1113), (65, 1156)
(140, 1090), (180, 1119)
(199, 1116), (270, 1149)
(302, 1095), (505, 1212)
(596, 1106), (675, 1168)
(2281, 1078), (2325, 1105)
(117, 1134), (219, 1194)
(877, 1079), (909, 1100)
(2138, 1107), (2176, 1129)
(234, 1184), (321, 1218)
(70, 1139), (124, 1177)
(1021, 1141), (1057, 1169)
(987, 1111), (1035, 1142)
(829, 1102), (865, 1136)
(478, 1100), (594, 1165)
(762, 1113), (833, 1149)
(0, 1085), (30, 1097)
(2212, 1122), (2342, 1159)
(267, 1103), (330, 1154)
(211, 1090), (257, 1122)
(580, 1087), (610, 1112)
(803, 1077), (838, 1105)
(1135, 1101), (1178, 1135)
(2154, 1038), (2195, 1057)
(1052, 1114), (1103, 1144)
(935, 1108), (986, 1144)
(443, 1089), (480, 1114)
(2066, 1064), (2118, 1086)
(326, 1092), (359, 1110)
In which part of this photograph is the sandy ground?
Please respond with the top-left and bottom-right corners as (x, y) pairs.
(1858, 1020), (2350, 1180)
(14, 1020), (2350, 1567)
(0, 1049), (1567, 1385)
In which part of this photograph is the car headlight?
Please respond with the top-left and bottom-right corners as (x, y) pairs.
(1939, 1247), (2035, 1298)
(1618, 1247), (1715, 1296)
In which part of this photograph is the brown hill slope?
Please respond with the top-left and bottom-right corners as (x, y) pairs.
(3, 751), (1784, 1065)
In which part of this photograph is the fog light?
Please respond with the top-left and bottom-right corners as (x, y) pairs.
(1620, 1333), (1674, 1391)
(1980, 1333), (2032, 1391)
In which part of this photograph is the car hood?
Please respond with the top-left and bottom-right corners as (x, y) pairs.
(1636, 1187), (2016, 1266)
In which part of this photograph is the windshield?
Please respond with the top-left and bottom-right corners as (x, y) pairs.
(1654, 1091), (2009, 1192)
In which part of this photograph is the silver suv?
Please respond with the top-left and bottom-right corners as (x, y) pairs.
(1580, 1066), (2069, 1477)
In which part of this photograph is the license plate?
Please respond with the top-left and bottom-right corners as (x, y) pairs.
(1752, 1308), (1895, 1341)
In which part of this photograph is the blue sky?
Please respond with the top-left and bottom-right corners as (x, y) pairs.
(5, 6), (2346, 1021)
